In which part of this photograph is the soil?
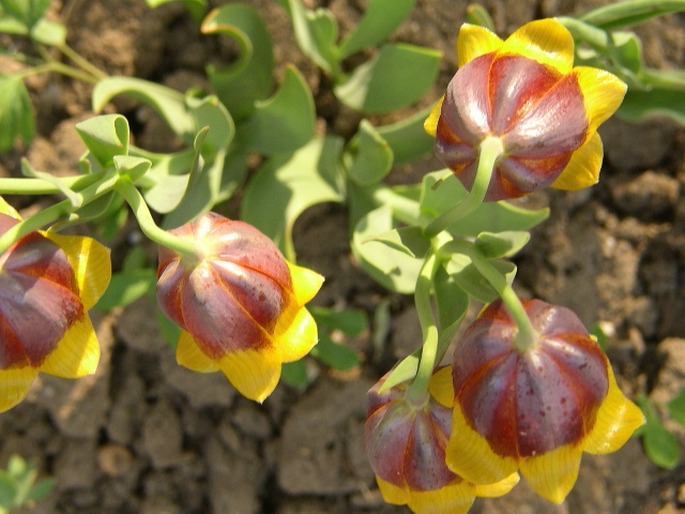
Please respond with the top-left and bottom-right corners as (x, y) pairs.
(1, 0), (685, 513)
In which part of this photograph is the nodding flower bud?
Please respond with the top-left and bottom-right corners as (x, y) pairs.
(156, 212), (324, 403)
(365, 367), (518, 514)
(424, 18), (626, 201)
(446, 298), (645, 504)
(0, 197), (110, 412)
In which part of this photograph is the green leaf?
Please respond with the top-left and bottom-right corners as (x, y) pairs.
(351, 205), (423, 294)
(0, 74), (35, 153)
(375, 104), (434, 164)
(370, 225), (429, 258)
(95, 268), (157, 311)
(345, 120), (393, 186)
(0, 473), (16, 508)
(202, 3), (274, 120)
(163, 96), (235, 228)
(284, 0), (341, 78)
(281, 360), (309, 388)
(474, 231), (530, 258)
(146, 0), (206, 22)
(25, 477), (54, 502)
(338, 0), (415, 58)
(433, 265), (469, 345)
(156, 308), (180, 349)
(134, 149), (194, 213)
(667, 389), (685, 427)
(578, 0), (685, 30)
(310, 306), (367, 336)
(637, 394), (681, 469)
(419, 171), (550, 236)
(242, 65), (315, 155)
(378, 349), (420, 392)
(1, 0), (50, 29)
(241, 136), (344, 260)
(92, 77), (196, 143)
(335, 43), (441, 113)
(619, 81), (685, 125)
(445, 253), (516, 304)
(75, 114), (129, 167)
(466, 3), (495, 31)
(310, 334), (361, 371)
(113, 155), (152, 183)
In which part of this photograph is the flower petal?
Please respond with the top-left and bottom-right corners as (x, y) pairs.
(44, 233), (111, 309)
(428, 366), (454, 408)
(472, 472), (520, 498)
(176, 330), (220, 373)
(286, 261), (324, 306)
(406, 482), (476, 514)
(583, 364), (645, 454)
(423, 96), (444, 137)
(551, 132), (603, 191)
(274, 306), (318, 362)
(376, 477), (411, 505)
(0, 367), (37, 413)
(217, 347), (282, 403)
(518, 444), (583, 504)
(575, 66), (627, 135)
(446, 403), (518, 484)
(500, 19), (574, 73)
(39, 315), (100, 377)
(457, 24), (503, 67)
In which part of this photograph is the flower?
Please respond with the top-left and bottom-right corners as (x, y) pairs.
(156, 212), (324, 403)
(365, 367), (519, 514)
(446, 298), (645, 503)
(0, 197), (110, 412)
(424, 19), (626, 201)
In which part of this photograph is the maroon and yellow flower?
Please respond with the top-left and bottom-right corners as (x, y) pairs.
(424, 18), (626, 201)
(365, 367), (519, 513)
(446, 298), (644, 503)
(0, 197), (110, 412)
(156, 212), (324, 403)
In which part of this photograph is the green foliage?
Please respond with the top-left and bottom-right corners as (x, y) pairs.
(636, 394), (681, 470)
(0, 74), (35, 153)
(0, 455), (54, 513)
(146, 0), (206, 23)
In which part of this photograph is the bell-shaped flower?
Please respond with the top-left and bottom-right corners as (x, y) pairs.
(0, 198), (111, 412)
(156, 212), (324, 403)
(447, 298), (645, 503)
(424, 18), (626, 201)
(365, 367), (519, 513)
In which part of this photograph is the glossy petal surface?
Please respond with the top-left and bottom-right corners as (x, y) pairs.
(447, 298), (644, 503)
(157, 212), (323, 402)
(430, 18), (626, 201)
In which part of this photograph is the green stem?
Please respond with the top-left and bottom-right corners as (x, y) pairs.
(0, 171), (120, 254)
(113, 178), (198, 260)
(424, 135), (504, 238)
(59, 43), (108, 81)
(0, 173), (104, 195)
(407, 252), (440, 406)
(443, 240), (538, 352)
(15, 60), (99, 84)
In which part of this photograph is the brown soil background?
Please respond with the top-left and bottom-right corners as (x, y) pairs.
(1, 0), (685, 513)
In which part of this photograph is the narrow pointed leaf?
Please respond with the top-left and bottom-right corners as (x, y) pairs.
(75, 114), (130, 167)
(202, 3), (274, 120)
(243, 65), (315, 155)
(345, 119), (393, 186)
(241, 136), (345, 260)
(335, 43), (441, 113)
(285, 0), (340, 77)
(0, 74), (35, 152)
(338, 0), (415, 58)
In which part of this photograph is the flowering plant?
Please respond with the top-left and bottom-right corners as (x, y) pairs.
(1, 0), (684, 511)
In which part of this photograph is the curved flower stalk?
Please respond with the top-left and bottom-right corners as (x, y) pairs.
(156, 212), (324, 403)
(0, 197), (111, 413)
(446, 298), (645, 503)
(365, 367), (519, 514)
(424, 18), (627, 201)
